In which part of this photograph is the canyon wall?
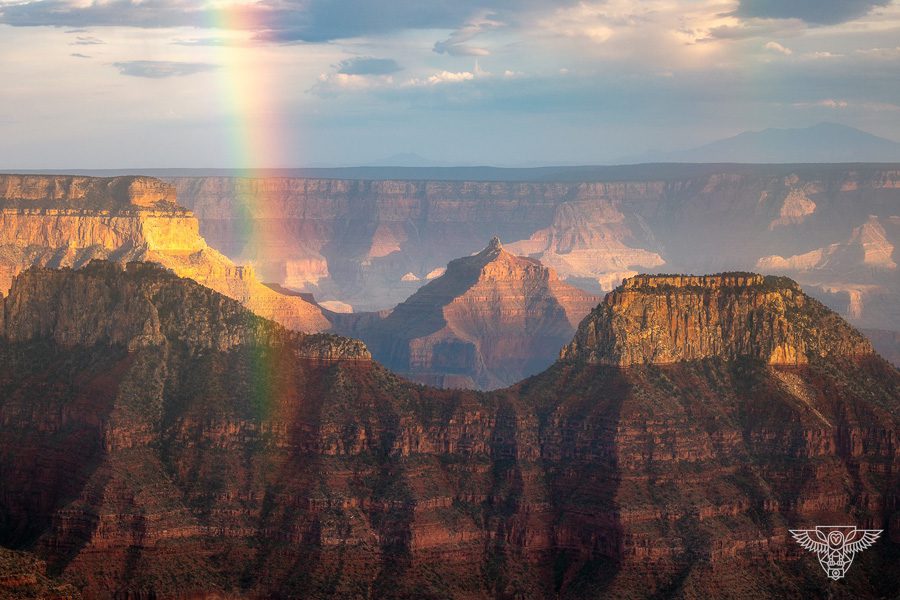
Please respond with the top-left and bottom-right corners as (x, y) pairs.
(0, 264), (896, 598)
(169, 167), (900, 334)
(0, 174), (330, 333)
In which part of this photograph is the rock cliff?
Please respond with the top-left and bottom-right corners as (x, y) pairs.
(169, 167), (900, 336)
(562, 273), (873, 366)
(0, 173), (176, 209)
(333, 237), (600, 389)
(0, 174), (330, 332)
(0, 265), (897, 598)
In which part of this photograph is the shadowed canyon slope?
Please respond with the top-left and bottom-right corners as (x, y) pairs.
(0, 264), (897, 598)
(0, 174), (330, 332)
(170, 166), (900, 338)
(332, 237), (599, 389)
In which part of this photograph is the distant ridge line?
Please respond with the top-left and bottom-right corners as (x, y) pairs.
(4, 163), (900, 183)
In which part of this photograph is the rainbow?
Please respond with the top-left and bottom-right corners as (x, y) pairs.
(211, 2), (285, 173)
(206, 2), (309, 277)
(209, 3), (307, 418)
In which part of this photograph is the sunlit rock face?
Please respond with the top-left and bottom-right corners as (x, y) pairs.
(0, 174), (330, 332)
(757, 214), (899, 329)
(505, 199), (664, 290)
(169, 166), (900, 335)
(561, 273), (872, 366)
(0, 264), (896, 599)
(331, 237), (600, 389)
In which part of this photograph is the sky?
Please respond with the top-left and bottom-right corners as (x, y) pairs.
(1, 0), (900, 168)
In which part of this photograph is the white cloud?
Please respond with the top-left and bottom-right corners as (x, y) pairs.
(411, 70), (475, 86)
(764, 41), (792, 55)
(311, 72), (395, 95)
(793, 99), (849, 109)
(804, 51), (841, 59)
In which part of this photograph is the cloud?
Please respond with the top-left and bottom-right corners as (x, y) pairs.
(171, 37), (234, 47)
(0, 0), (216, 29)
(433, 12), (501, 56)
(764, 41), (792, 55)
(0, 0), (558, 41)
(792, 99), (849, 109)
(112, 60), (218, 79)
(735, 0), (891, 25)
(70, 52), (91, 59)
(71, 35), (104, 45)
(412, 70), (476, 85)
(855, 46), (900, 58)
(805, 51), (841, 59)
(336, 57), (402, 75)
(698, 18), (806, 42)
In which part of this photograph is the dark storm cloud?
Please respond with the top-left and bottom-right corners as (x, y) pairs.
(112, 60), (218, 78)
(0, 0), (578, 42)
(336, 57), (402, 75)
(736, 0), (891, 25)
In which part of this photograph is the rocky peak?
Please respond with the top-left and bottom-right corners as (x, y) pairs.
(561, 272), (873, 365)
(334, 241), (600, 389)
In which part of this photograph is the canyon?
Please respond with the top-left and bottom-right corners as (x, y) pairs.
(168, 165), (900, 342)
(0, 174), (330, 333)
(0, 264), (896, 598)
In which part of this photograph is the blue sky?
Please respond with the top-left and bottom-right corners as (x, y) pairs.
(1, 0), (899, 168)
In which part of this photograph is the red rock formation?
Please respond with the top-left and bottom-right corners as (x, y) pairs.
(0, 264), (897, 598)
(0, 174), (330, 333)
(562, 273), (873, 366)
(333, 237), (600, 389)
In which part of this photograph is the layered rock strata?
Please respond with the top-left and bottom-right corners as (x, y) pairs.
(0, 174), (329, 332)
(0, 265), (896, 599)
(562, 273), (873, 365)
(169, 167), (900, 334)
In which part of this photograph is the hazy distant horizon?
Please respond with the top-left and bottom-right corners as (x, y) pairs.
(6, 122), (900, 172)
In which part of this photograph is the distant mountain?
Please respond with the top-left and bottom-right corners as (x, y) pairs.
(655, 122), (900, 163)
(368, 152), (444, 167)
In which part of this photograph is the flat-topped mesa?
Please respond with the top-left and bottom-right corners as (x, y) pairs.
(0, 174), (179, 211)
(561, 272), (873, 366)
(0, 261), (369, 360)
